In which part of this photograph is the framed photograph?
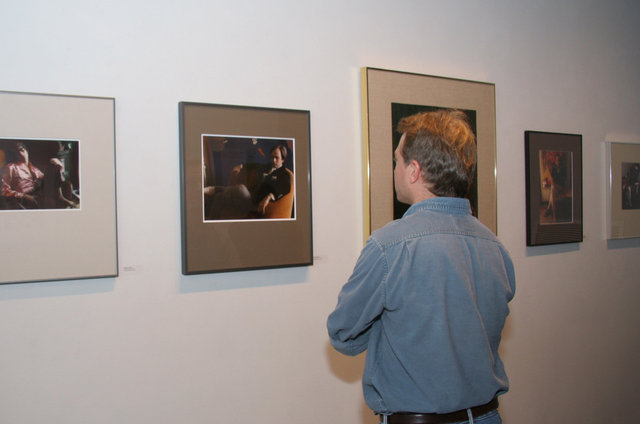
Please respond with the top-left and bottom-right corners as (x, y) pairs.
(0, 91), (117, 284)
(606, 142), (640, 239)
(179, 102), (313, 274)
(361, 67), (497, 238)
(525, 131), (583, 246)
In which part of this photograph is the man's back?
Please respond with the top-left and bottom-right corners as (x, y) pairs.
(328, 197), (515, 414)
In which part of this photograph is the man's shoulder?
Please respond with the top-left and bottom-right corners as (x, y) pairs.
(4, 162), (23, 175)
(371, 208), (499, 248)
(369, 211), (434, 247)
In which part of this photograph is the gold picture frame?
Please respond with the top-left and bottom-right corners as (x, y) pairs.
(360, 67), (497, 239)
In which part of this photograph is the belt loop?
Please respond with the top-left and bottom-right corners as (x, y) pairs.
(466, 408), (474, 424)
(380, 414), (388, 424)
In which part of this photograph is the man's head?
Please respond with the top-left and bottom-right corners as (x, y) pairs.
(270, 145), (287, 169)
(396, 109), (476, 200)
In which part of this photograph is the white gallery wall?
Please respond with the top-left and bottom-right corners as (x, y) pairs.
(1, 1), (639, 423)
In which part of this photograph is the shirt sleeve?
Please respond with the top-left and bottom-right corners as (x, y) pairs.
(501, 244), (517, 302)
(272, 168), (291, 200)
(327, 237), (388, 356)
(1, 165), (22, 199)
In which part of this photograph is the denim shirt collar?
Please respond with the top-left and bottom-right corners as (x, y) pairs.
(403, 196), (471, 218)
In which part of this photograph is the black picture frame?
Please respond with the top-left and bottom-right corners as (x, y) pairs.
(525, 130), (583, 246)
(179, 102), (313, 274)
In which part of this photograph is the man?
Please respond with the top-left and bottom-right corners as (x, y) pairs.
(251, 144), (291, 214)
(327, 110), (515, 424)
(1, 142), (44, 209)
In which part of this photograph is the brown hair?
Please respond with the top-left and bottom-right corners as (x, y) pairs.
(271, 144), (287, 160)
(397, 109), (476, 197)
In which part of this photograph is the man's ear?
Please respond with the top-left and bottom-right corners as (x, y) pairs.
(408, 160), (422, 184)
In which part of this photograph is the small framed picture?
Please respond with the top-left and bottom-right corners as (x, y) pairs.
(606, 142), (640, 239)
(525, 131), (583, 246)
(179, 102), (313, 274)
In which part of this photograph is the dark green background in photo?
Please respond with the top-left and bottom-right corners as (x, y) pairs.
(391, 103), (478, 219)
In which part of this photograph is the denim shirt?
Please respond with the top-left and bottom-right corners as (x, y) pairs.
(327, 197), (515, 414)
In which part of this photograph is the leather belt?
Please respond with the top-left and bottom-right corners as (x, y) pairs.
(381, 397), (499, 424)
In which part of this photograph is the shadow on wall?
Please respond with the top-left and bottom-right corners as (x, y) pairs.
(325, 341), (363, 383)
(325, 342), (379, 424)
(607, 237), (640, 249)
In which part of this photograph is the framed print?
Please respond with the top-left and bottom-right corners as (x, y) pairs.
(0, 91), (117, 284)
(361, 67), (497, 239)
(179, 102), (313, 274)
(606, 142), (640, 239)
(525, 131), (582, 246)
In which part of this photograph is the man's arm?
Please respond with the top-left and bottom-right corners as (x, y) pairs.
(327, 238), (388, 356)
(257, 193), (275, 215)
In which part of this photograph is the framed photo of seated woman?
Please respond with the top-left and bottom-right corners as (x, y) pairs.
(179, 102), (312, 274)
(0, 90), (117, 284)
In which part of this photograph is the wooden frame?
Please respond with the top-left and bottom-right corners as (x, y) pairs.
(179, 102), (313, 274)
(606, 142), (640, 239)
(0, 91), (118, 284)
(360, 67), (497, 239)
(525, 130), (583, 246)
